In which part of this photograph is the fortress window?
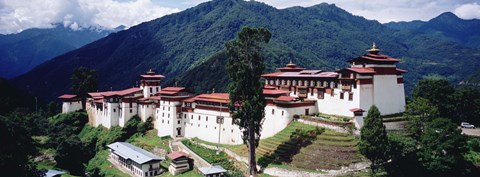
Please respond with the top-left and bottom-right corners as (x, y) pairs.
(113, 109), (116, 112)
(340, 92), (344, 99)
(206, 116), (208, 121)
(191, 115), (193, 119)
(349, 93), (354, 101)
(184, 114), (186, 118)
(150, 88), (153, 92)
(130, 109), (132, 113)
(272, 109), (275, 115)
(282, 110), (284, 116)
(198, 116), (201, 120)
(156, 87), (159, 92)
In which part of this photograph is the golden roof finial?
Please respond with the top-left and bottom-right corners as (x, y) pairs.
(367, 42), (380, 54)
(147, 69), (155, 74)
(287, 59), (296, 67)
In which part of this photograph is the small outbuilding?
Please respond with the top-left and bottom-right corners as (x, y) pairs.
(107, 142), (165, 177)
(198, 165), (227, 177)
(167, 151), (191, 175)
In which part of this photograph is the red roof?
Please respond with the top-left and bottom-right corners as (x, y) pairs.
(140, 74), (165, 79)
(88, 91), (113, 98)
(396, 68), (408, 73)
(263, 85), (277, 90)
(261, 72), (284, 77)
(183, 93), (230, 104)
(349, 53), (399, 63)
(162, 87), (185, 92)
(275, 96), (296, 102)
(167, 151), (189, 160)
(344, 67), (376, 74)
(350, 108), (366, 112)
(58, 94), (77, 99)
(263, 89), (291, 95)
(115, 88), (142, 96)
(94, 99), (104, 103)
(159, 91), (177, 95)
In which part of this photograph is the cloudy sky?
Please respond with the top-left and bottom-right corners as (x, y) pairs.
(1, 0), (479, 34)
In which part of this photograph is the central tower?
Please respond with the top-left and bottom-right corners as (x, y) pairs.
(140, 69), (165, 98)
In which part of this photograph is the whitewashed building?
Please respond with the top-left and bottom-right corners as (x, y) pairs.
(60, 44), (406, 145)
(107, 142), (165, 177)
(58, 94), (82, 113)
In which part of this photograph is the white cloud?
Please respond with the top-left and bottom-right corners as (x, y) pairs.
(0, 0), (180, 34)
(455, 2), (480, 19)
(2, 0), (480, 34)
(179, 0), (480, 23)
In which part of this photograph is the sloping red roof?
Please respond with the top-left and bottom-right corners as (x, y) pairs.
(88, 91), (113, 98)
(262, 71), (338, 78)
(167, 151), (189, 160)
(58, 94), (77, 99)
(275, 96), (296, 102)
(115, 88), (142, 96)
(195, 93), (230, 103)
(94, 99), (104, 103)
(263, 89), (291, 95)
(263, 85), (277, 90)
(350, 108), (366, 112)
(349, 53), (399, 63)
(162, 87), (185, 92)
(261, 72), (284, 77)
(140, 74), (165, 79)
(159, 91), (177, 95)
(396, 68), (408, 73)
(183, 93), (230, 104)
(344, 67), (376, 74)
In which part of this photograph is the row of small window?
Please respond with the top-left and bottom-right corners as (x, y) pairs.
(339, 92), (354, 101)
(267, 80), (340, 88)
(149, 87), (159, 93)
(271, 109), (285, 116)
(183, 114), (234, 125)
(159, 119), (235, 133)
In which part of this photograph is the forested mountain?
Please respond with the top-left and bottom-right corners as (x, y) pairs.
(0, 25), (120, 78)
(385, 12), (480, 48)
(12, 0), (480, 102)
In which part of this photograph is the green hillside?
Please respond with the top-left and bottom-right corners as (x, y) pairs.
(12, 0), (480, 101)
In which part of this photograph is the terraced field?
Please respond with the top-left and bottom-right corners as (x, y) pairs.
(209, 121), (364, 171)
(291, 130), (363, 170)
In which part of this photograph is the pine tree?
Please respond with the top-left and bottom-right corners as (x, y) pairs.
(359, 105), (389, 175)
(226, 27), (271, 176)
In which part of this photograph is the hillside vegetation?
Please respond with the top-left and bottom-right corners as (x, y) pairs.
(13, 0), (480, 102)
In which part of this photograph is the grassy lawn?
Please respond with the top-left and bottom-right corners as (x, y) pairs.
(182, 140), (244, 176)
(92, 130), (202, 177)
(128, 130), (172, 152)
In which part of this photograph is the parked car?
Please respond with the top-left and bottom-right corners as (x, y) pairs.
(461, 122), (475, 129)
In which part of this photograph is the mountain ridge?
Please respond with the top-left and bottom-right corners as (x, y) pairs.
(0, 24), (121, 78)
(12, 0), (480, 102)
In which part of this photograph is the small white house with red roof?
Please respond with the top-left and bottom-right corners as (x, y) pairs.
(58, 94), (82, 113)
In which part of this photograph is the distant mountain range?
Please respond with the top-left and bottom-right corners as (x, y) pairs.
(385, 12), (480, 48)
(11, 0), (480, 102)
(0, 25), (122, 78)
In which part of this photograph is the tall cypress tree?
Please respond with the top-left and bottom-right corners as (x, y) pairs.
(226, 27), (271, 176)
(359, 105), (389, 175)
(71, 67), (98, 110)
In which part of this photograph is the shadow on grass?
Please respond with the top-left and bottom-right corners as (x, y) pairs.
(258, 127), (325, 169)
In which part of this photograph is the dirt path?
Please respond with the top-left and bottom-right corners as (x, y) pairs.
(264, 162), (369, 177)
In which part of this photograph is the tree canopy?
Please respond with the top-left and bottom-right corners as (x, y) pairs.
(359, 105), (389, 174)
(226, 27), (271, 176)
(71, 67), (97, 110)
